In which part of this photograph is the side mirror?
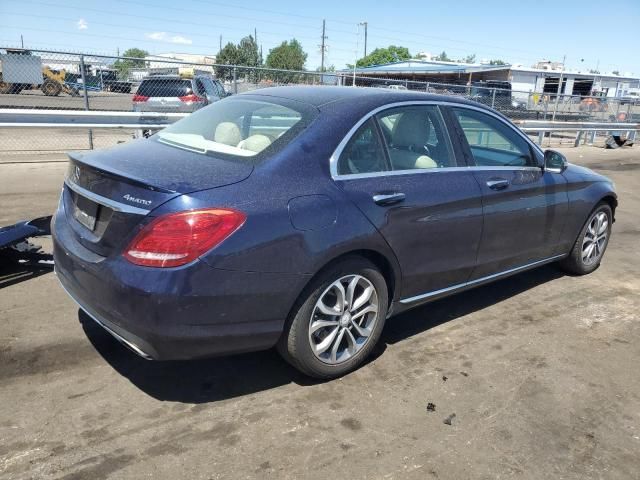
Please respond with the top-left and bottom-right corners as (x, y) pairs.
(544, 149), (567, 173)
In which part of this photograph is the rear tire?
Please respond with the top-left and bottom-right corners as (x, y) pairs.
(278, 257), (388, 379)
(0, 80), (10, 94)
(559, 203), (612, 275)
(41, 79), (62, 96)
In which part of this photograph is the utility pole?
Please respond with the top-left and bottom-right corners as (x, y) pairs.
(20, 34), (24, 48)
(552, 54), (566, 122)
(219, 35), (222, 51)
(320, 19), (327, 73)
(363, 22), (368, 57)
(254, 27), (257, 43)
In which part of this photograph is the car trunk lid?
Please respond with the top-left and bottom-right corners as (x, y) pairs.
(63, 138), (253, 257)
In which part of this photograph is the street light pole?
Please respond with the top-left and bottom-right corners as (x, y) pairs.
(363, 22), (368, 57)
(352, 23), (361, 86)
(352, 22), (367, 87)
(552, 54), (566, 122)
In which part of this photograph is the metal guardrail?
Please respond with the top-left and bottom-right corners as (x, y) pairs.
(515, 120), (639, 146)
(0, 109), (186, 129)
(0, 109), (637, 147)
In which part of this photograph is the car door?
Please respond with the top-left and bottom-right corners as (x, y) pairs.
(201, 77), (221, 103)
(333, 104), (484, 301)
(447, 106), (569, 279)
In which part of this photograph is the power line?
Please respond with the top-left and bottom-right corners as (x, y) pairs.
(3, 1), (626, 71)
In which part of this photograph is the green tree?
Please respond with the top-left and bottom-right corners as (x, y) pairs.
(215, 36), (262, 82)
(237, 35), (260, 67)
(113, 48), (148, 78)
(215, 42), (241, 81)
(237, 35), (261, 82)
(355, 45), (411, 68)
(612, 70), (620, 76)
(265, 39), (307, 70)
(434, 51), (451, 61)
(265, 39), (307, 82)
(488, 59), (507, 65)
(460, 54), (476, 63)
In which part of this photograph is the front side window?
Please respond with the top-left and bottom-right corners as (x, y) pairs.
(157, 97), (313, 159)
(452, 108), (534, 167)
(337, 119), (388, 175)
(376, 105), (455, 170)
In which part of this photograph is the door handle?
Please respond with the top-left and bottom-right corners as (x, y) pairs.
(486, 179), (510, 190)
(373, 192), (406, 206)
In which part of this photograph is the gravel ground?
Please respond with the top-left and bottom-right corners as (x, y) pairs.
(0, 146), (639, 480)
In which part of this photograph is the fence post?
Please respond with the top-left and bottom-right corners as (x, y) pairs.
(491, 88), (496, 109)
(425, 82), (429, 93)
(79, 55), (93, 150)
(233, 66), (238, 94)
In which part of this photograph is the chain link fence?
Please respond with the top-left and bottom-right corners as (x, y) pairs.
(1, 47), (638, 159)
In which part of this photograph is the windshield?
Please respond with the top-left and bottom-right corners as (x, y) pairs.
(157, 96), (314, 159)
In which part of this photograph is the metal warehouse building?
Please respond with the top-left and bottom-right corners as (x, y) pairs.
(342, 60), (640, 100)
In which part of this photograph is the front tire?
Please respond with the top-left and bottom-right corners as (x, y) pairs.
(560, 203), (612, 275)
(278, 257), (388, 379)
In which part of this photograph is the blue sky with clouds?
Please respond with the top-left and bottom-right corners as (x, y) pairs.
(1, 0), (639, 74)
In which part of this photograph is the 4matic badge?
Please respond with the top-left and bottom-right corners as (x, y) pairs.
(123, 194), (152, 206)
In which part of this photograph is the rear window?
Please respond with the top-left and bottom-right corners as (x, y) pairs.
(137, 79), (192, 97)
(156, 96), (316, 159)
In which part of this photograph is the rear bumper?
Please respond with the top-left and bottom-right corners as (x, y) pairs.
(52, 209), (310, 360)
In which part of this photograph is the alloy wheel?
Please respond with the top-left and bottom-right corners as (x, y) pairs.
(582, 211), (608, 266)
(308, 275), (379, 365)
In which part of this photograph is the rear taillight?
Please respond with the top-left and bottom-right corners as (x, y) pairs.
(124, 208), (246, 268)
(179, 93), (205, 104)
(132, 94), (149, 102)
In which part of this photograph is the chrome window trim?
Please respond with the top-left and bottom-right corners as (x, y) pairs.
(64, 179), (151, 215)
(336, 165), (543, 181)
(399, 254), (566, 305)
(329, 100), (544, 180)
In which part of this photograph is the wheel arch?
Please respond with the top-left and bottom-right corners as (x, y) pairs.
(599, 194), (617, 221)
(285, 248), (401, 330)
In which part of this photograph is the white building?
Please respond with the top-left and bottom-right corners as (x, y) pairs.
(145, 53), (216, 70)
(346, 59), (640, 100)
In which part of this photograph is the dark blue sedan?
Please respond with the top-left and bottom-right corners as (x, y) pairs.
(52, 86), (617, 378)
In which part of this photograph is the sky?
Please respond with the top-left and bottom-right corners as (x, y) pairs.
(1, 0), (639, 75)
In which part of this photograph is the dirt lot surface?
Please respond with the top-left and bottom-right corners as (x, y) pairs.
(1, 146), (639, 479)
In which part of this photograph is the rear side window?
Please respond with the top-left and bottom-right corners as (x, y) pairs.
(157, 97), (314, 160)
(337, 119), (388, 175)
(376, 105), (455, 170)
(452, 108), (534, 167)
(137, 79), (192, 97)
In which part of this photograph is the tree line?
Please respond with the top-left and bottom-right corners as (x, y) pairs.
(112, 43), (507, 80)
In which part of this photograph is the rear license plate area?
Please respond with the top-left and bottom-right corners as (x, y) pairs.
(73, 194), (99, 231)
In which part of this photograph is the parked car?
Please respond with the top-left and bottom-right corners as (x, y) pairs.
(471, 80), (526, 110)
(132, 74), (227, 112)
(53, 86), (617, 379)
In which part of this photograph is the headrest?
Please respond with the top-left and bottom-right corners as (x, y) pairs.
(214, 122), (242, 146)
(391, 111), (430, 148)
(238, 134), (272, 153)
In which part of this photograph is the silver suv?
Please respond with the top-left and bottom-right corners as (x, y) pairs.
(132, 74), (227, 113)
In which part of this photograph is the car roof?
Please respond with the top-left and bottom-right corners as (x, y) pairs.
(239, 85), (482, 109)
